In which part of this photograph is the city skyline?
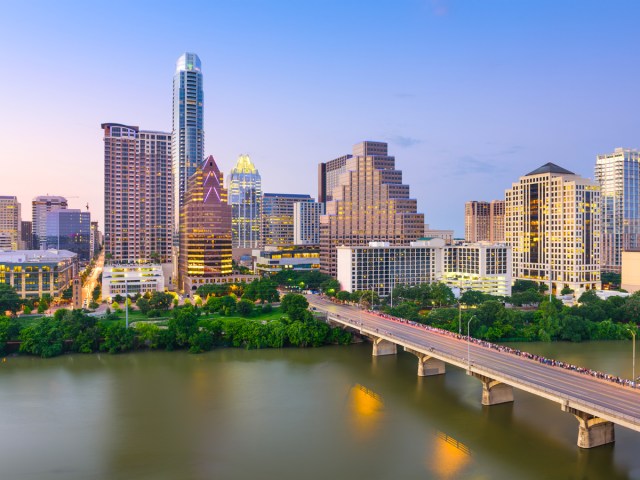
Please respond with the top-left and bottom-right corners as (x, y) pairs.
(1, 1), (640, 236)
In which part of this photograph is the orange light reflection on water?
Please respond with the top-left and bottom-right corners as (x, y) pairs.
(348, 383), (384, 440)
(427, 431), (472, 479)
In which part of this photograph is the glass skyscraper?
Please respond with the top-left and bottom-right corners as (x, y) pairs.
(595, 148), (640, 273)
(228, 155), (262, 248)
(172, 52), (204, 228)
(46, 209), (91, 261)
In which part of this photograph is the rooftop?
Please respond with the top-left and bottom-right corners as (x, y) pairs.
(525, 162), (575, 176)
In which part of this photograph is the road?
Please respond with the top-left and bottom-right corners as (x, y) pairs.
(83, 251), (104, 306)
(306, 294), (640, 433)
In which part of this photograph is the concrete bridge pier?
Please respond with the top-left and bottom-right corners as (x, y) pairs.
(562, 405), (615, 449)
(371, 337), (397, 356)
(470, 372), (514, 405)
(404, 347), (446, 376)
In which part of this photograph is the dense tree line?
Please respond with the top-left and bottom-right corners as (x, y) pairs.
(1, 294), (351, 358)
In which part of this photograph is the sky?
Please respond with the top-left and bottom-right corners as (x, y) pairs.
(1, 0), (639, 236)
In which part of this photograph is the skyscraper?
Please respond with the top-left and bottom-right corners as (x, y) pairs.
(465, 201), (490, 242)
(102, 123), (173, 263)
(490, 200), (505, 242)
(32, 195), (67, 249)
(178, 155), (232, 293)
(505, 162), (600, 295)
(318, 154), (352, 206)
(319, 141), (425, 277)
(0, 196), (21, 250)
(595, 148), (640, 273)
(262, 193), (313, 246)
(172, 52), (204, 227)
(228, 154), (262, 248)
(294, 201), (324, 245)
(46, 209), (91, 261)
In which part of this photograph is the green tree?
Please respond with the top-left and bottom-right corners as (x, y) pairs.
(512, 280), (540, 294)
(0, 316), (19, 355)
(237, 299), (255, 317)
(0, 284), (21, 315)
(136, 323), (160, 349)
(101, 324), (135, 354)
(19, 317), (64, 358)
(149, 291), (173, 311)
(136, 297), (151, 314)
(430, 283), (455, 307)
(336, 291), (351, 302)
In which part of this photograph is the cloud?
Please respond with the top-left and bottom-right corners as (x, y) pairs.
(389, 135), (422, 148)
(447, 155), (499, 177)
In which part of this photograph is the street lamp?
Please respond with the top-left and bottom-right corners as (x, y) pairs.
(628, 328), (636, 386)
(467, 315), (477, 370)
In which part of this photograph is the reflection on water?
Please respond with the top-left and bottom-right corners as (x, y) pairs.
(428, 431), (472, 479)
(348, 383), (384, 440)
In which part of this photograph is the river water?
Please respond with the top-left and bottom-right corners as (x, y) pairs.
(1, 341), (639, 480)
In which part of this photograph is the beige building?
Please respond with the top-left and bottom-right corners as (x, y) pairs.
(0, 196), (21, 250)
(465, 200), (504, 242)
(424, 224), (454, 245)
(319, 141), (424, 277)
(621, 250), (640, 293)
(505, 163), (600, 295)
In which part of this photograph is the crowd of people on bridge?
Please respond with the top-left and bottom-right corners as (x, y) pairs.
(321, 295), (638, 390)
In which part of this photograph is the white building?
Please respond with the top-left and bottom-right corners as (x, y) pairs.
(505, 162), (600, 296)
(294, 201), (324, 245)
(102, 264), (165, 300)
(336, 239), (512, 298)
(252, 246), (320, 274)
(32, 195), (67, 250)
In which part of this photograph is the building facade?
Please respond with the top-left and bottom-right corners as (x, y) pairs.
(262, 193), (313, 246)
(336, 239), (511, 298)
(46, 209), (91, 261)
(0, 196), (21, 250)
(490, 200), (505, 242)
(320, 141), (425, 277)
(172, 52), (204, 227)
(0, 249), (78, 299)
(505, 163), (601, 295)
(102, 123), (173, 264)
(252, 246), (320, 275)
(178, 156), (233, 293)
(595, 148), (640, 273)
(21, 221), (32, 250)
(102, 264), (165, 300)
(32, 195), (67, 250)
(294, 201), (324, 245)
(423, 224), (454, 245)
(228, 154), (262, 248)
(318, 154), (351, 205)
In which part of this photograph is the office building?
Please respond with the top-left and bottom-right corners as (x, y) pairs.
(0, 196), (21, 250)
(179, 156), (233, 293)
(32, 195), (67, 249)
(252, 246), (320, 275)
(262, 193), (313, 246)
(102, 123), (173, 264)
(0, 249), (78, 299)
(595, 148), (640, 273)
(21, 221), (32, 250)
(505, 162), (600, 295)
(46, 209), (91, 261)
(490, 200), (505, 242)
(228, 154), (262, 248)
(102, 264), (165, 300)
(423, 224), (454, 245)
(294, 201), (324, 245)
(465, 200), (505, 243)
(318, 154), (351, 205)
(320, 141), (425, 276)
(172, 52), (204, 226)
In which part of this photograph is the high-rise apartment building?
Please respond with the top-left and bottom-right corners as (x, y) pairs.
(294, 201), (324, 245)
(32, 195), (67, 249)
(0, 196), (21, 250)
(320, 141), (425, 277)
(102, 123), (173, 263)
(21, 221), (32, 250)
(172, 52), (204, 226)
(46, 209), (91, 261)
(595, 148), (640, 273)
(318, 154), (352, 205)
(505, 163), (601, 295)
(178, 156), (232, 293)
(228, 154), (262, 248)
(262, 193), (313, 246)
(465, 200), (505, 242)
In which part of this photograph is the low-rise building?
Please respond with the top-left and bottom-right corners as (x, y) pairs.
(0, 249), (78, 298)
(253, 246), (320, 275)
(622, 250), (640, 293)
(102, 264), (165, 300)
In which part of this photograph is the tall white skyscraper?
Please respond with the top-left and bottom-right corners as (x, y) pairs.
(0, 196), (21, 250)
(505, 163), (601, 295)
(595, 148), (640, 273)
(172, 52), (204, 228)
(32, 195), (67, 250)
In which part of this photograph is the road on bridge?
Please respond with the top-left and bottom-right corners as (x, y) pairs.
(306, 294), (640, 434)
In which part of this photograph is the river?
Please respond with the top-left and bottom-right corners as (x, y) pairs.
(1, 341), (639, 480)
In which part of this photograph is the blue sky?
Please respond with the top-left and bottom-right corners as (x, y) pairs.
(1, 0), (639, 235)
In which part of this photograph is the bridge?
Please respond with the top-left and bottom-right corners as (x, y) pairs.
(306, 294), (640, 449)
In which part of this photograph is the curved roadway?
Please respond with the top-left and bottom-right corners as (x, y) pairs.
(306, 295), (640, 433)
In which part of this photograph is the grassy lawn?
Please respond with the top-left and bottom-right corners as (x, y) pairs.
(200, 306), (285, 323)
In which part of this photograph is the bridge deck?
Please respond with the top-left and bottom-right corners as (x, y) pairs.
(307, 295), (640, 433)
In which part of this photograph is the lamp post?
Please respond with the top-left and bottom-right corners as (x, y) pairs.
(124, 278), (129, 329)
(628, 328), (636, 386)
(467, 315), (476, 370)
